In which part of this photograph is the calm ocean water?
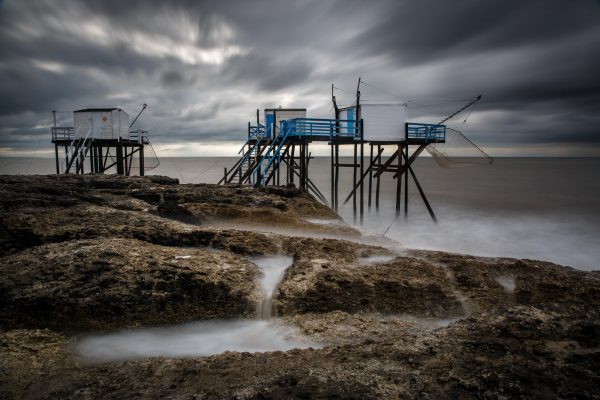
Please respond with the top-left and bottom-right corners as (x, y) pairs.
(2, 156), (599, 271)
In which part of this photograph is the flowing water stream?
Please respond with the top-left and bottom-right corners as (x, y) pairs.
(75, 255), (319, 363)
(253, 255), (293, 319)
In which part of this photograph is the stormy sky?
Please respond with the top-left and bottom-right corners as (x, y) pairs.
(0, 0), (599, 157)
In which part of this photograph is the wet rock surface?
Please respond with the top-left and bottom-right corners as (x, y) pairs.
(0, 238), (259, 331)
(1, 175), (599, 399)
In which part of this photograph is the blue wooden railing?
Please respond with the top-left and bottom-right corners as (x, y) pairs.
(406, 123), (446, 142)
(248, 123), (265, 139)
(284, 118), (362, 140)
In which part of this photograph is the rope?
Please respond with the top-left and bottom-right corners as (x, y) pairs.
(333, 86), (355, 95)
(462, 101), (477, 124)
(189, 157), (225, 183)
(360, 79), (471, 104)
(26, 113), (53, 174)
(360, 80), (407, 102)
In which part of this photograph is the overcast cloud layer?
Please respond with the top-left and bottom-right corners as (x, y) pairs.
(0, 0), (599, 157)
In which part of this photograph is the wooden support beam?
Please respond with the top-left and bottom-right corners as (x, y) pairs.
(89, 142), (94, 173)
(264, 144), (291, 186)
(402, 149), (437, 223)
(102, 147), (110, 172)
(353, 143), (357, 223)
(116, 142), (124, 175)
(373, 149), (399, 178)
(393, 145), (427, 179)
(283, 157), (328, 204)
(330, 144), (334, 208)
(65, 139), (84, 174)
(342, 146), (384, 205)
(360, 139), (364, 224)
(404, 145), (409, 218)
(139, 145), (144, 176)
(396, 144), (401, 217)
(368, 144), (373, 209)
(334, 144), (339, 212)
(376, 145), (381, 211)
(124, 147), (131, 176)
(54, 144), (60, 174)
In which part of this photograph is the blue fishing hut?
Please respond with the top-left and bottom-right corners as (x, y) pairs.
(221, 80), (448, 223)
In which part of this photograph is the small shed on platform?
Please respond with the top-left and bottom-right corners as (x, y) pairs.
(339, 103), (407, 142)
(264, 108), (306, 138)
(74, 108), (129, 139)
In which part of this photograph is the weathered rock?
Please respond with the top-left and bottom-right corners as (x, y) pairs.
(1, 174), (599, 399)
(2, 304), (599, 399)
(409, 249), (600, 314)
(0, 238), (260, 331)
(276, 239), (465, 317)
(0, 175), (357, 256)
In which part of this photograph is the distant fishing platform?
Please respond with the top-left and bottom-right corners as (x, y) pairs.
(50, 104), (158, 176)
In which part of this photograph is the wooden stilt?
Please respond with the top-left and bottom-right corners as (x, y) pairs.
(89, 141), (94, 173)
(290, 144), (296, 185)
(330, 143), (334, 208)
(54, 145), (60, 174)
(396, 144), (401, 217)
(139, 145), (144, 176)
(334, 144), (339, 212)
(124, 147), (129, 176)
(404, 145), (409, 219)
(353, 143), (357, 222)
(116, 142), (124, 175)
(360, 139), (364, 224)
(402, 149), (437, 223)
(376, 145), (381, 211)
(368, 144), (373, 209)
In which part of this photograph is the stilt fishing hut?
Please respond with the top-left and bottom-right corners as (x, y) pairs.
(221, 79), (491, 224)
(50, 104), (158, 176)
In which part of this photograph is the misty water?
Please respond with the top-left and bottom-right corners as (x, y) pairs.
(75, 255), (320, 363)
(254, 255), (293, 319)
(2, 156), (599, 270)
(5, 156), (599, 361)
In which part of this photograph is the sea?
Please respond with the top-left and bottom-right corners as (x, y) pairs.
(2, 156), (599, 271)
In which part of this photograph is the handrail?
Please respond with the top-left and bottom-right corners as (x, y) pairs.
(237, 138), (251, 155)
(63, 125), (82, 172)
(406, 122), (446, 142)
(258, 121), (294, 184)
(51, 127), (75, 141)
(233, 136), (265, 182)
(64, 123), (93, 173)
(129, 128), (148, 144)
(251, 120), (292, 184)
(248, 123), (265, 140)
(251, 117), (364, 186)
(283, 118), (361, 139)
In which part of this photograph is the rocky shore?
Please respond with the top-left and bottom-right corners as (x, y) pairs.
(1, 175), (599, 399)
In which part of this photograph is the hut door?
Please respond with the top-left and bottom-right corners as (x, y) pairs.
(91, 112), (102, 139)
(347, 107), (355, 135)
(265, 113), (275, 138)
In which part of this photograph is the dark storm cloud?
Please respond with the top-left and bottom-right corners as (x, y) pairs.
(222, 52), (313, 92)
(0, 0), (599, 156)
(358, 1), (600, 63)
